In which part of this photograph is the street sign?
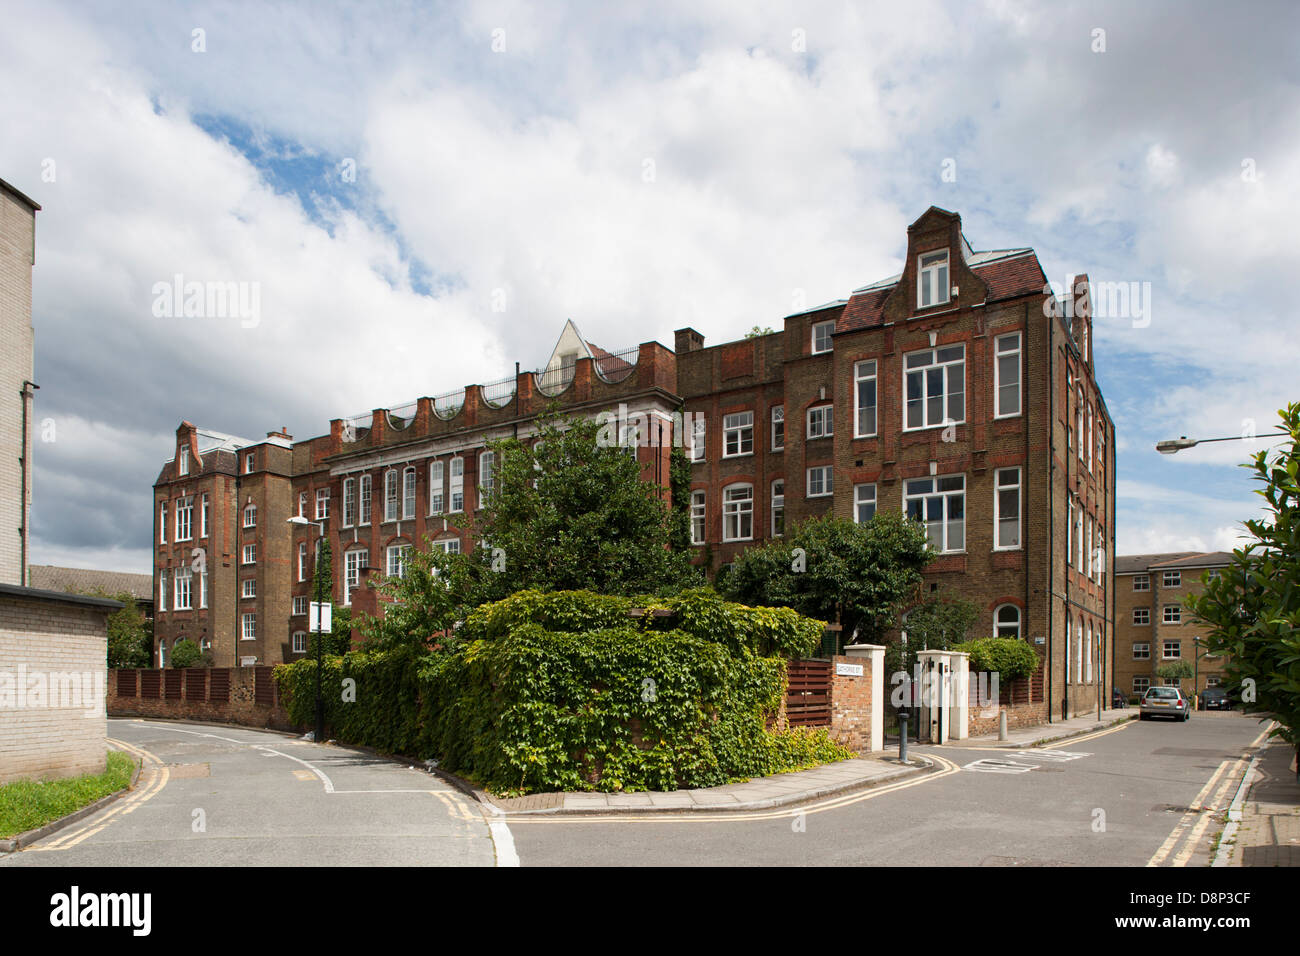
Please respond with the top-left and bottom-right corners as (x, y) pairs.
(310, 602), (332, 632)
(835, 662), (864, 677)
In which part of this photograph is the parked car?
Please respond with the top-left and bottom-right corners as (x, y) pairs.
(1111, 687), (1128, 709)
(1139, 686), (1191, 721)
(1199, 687), (1233, 711)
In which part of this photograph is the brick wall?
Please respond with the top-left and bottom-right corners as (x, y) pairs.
(967, 700), (1049, 738)
(828, 653), (874, 752)
(108, 665), (293, 731)
(0, 186), (37, 587)
(0, 589), (113, 784)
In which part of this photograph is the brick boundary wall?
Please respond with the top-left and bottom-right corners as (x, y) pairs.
(967, 700), (1049, 738)
(108, 666), (294, 731)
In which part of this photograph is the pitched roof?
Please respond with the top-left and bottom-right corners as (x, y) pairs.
(27, 565), (152, 602)
(1149, 551), (1236, 570)
(1114, 552), (1213, 575)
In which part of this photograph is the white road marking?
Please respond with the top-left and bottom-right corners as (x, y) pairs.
(962, 758), (1036, 774)
(1011, 750), (1091, 762)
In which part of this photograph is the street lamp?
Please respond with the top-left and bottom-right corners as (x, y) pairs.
(1155, 432), (1288, 455)
(288, 515), (327, 743)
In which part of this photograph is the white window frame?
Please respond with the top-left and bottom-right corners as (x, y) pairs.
(200, 493), (209, 538)
(1076, 386), (1084, 463)
(384, 469), (399, 522)
(477, 454), (493, 509)
(178, 446), (189, 476)
(854, 360), (877, 438)
(854, 483), (876, 524)
(175, 567), (192, 610)
(771, 480), (784, 537)
(403, 466), (417, 518)
(242, 543), (256, 565)
(1133, 676), (1151, 695)
(1162, 639), (1181, 659)
(689, 416), (707, 462)
(199, 570), (207, 609)
(806, 465), (833, 498)
(293, 596), (308, 616)
(434, 537), (461, 556)
(721, 483), (754, 542)
(298, 492), (307, 518)
(994, 604), (1020, 639)
(449, 457), (464, 513)
(292, 632), (307, 654)
(1133, 574), (1150, 592)
(903, 345), (965, 431)
(770, 406), (784, 452)
(811, 320), (834, 354)
(1133, 608), (1150, 626)
(298, 542), (307, 582)
(917, 250), (950, 308)
(159, 501), (168, 544)
(994, 332), (1022, 419)
(175, 497), (193, 542)
(1133, 642), (1150, 660)
(387, 543), (412, 579)
(1086, 404), (1093, 471)
(806, 404), (833, 440)
(359, 474), (371, 525)
(241, 613), (256, 641)
(1066, 499), (1073, 567)
(315, 488), (330, 520)
(158, 570), (168, 612)
(1163, 605), (1181, 625)
(1162, 570), (1181, 588)
(245, 452), (255, 474)
(342, 477), (356, 527)
(903, 474), (966, 554)
(690, 490), (706, 545)
(242, 578), (256, 599)
(723, 411), (754, 458)
(994, 467), (1021, 551)
(243, 502), (257, 528)
(429, 461), (445, 515)
(344, 550), (368, 606)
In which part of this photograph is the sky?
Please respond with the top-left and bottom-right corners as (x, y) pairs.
(1, 0), (1296, 574)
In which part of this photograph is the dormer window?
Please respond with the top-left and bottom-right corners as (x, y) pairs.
(178, 446), (189, 476)
(917, 250), (950, 309)
(811, 320), (834, 354)
(245, 452), (255, 474)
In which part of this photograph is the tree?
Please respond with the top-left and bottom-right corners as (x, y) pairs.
(719, 511), (933, 642)
(1186, 402), (1300, 774)
(170, 638), (201, 668)
(95, 590), (151, 669)
(1156, 660), (1194, 688)
(890, 591), (980, 676)
(745, 325), (776, 338)
(363, 411), (703, 648)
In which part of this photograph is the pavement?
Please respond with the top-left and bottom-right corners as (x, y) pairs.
(1222, 736), (1300, 867)
(480, 707), (1135, 815)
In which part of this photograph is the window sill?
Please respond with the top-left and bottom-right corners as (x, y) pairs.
(722, 453), (755, 460)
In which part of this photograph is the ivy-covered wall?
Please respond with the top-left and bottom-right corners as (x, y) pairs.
(275, 589), (851, 795)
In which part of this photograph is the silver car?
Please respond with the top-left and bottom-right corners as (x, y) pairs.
(1139, 686), (1191, 721)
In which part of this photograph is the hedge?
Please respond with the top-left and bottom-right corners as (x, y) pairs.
(275, 590), (849, 794)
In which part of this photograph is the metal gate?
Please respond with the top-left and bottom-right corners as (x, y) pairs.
(785, 659), (832, 727)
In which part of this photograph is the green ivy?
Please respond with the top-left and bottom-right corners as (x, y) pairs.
(275, 589), (848, 795)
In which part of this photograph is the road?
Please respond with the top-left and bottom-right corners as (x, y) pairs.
(0, 718), (509, 867)
(0, 711), (1266, 867)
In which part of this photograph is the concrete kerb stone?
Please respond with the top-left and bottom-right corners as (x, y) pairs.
(0, 750), (143, 853)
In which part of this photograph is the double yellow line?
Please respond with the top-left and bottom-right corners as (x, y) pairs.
(28, 738), (170, 852)
(1146, 723), (1274, 867)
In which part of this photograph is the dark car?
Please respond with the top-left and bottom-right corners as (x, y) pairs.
(1111, 687), (1128, 709)
(1200, 687), (1233, 711)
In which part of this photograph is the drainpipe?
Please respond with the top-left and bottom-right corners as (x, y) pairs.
(1046, 301), (1055, 722)
(1022, 304), (1031, 709)
(19, 381), (38, 585)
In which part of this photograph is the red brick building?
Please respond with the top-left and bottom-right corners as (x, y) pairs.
(152, 207), (1115, 721)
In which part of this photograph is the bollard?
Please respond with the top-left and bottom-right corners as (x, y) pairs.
(899, 712), (910, 764)
(998, 708), (1008, 741)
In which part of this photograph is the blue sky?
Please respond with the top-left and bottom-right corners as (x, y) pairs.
(1, 0), (1296, 572)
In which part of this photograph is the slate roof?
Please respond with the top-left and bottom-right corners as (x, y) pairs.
(1113, 552), (1222, 575)
(27, 565), (152, 602)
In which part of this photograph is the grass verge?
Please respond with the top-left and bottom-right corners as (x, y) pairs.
(0, 750), (135, 838)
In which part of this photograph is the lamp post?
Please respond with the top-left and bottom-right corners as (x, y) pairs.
(1155, 432), (1287, 455)
(288, 515), (327, 743)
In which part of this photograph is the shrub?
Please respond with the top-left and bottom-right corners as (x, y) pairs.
(169, 639), (202, 669)
(953, 637), (1040, 684)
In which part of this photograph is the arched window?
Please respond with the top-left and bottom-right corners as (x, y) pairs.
(403, 466), (417, 519)
(994, 604), (1020, 639)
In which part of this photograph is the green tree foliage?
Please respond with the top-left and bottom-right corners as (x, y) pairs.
(719, 511), (932, 642)
(1186, 403), (1300, 765)
(95, 591), (150, 669)
(888, 591), (981, 676)
(308, 606), (354, 656)
(312, 536), (333, 604)
(745, 325), (776, 338)
(169, 638), (201, 669)
(1156, 660), (1194, 686)
(385, 412), (702, 631)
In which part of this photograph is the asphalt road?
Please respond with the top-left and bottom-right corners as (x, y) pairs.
(0, 711), (1266, 867)
(505, 710), (1268, 866)
(0, 718), (507, 867)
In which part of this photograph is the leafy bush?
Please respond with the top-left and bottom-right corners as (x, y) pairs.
(276, 589), (848, 794)
(169, 639), (202, 669)
(953, 637), (1040, 684)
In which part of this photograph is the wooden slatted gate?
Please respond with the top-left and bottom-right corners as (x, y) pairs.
(786, 659), (832, 727)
